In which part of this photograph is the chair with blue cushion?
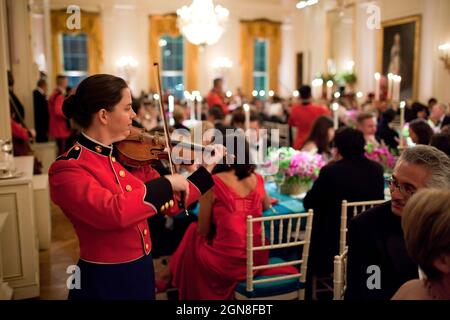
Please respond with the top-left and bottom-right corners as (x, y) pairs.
(234, 210), (314, 300)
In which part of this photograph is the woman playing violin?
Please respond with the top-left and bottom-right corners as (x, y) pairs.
(48, 74), (226, 300)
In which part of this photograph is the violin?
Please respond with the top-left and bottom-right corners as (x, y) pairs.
(115, 125), (211, 168)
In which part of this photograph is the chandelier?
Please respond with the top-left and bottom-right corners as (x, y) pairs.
(177, 0), (229, 46)
(296, 0), (319, 10)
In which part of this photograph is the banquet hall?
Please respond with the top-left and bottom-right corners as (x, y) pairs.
(0, 0), (449, 301)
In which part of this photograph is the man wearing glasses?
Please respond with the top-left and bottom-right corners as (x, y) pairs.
(345, 145), (450, 300)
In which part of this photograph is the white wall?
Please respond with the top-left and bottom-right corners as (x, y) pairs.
(48, 0), (296, 96)
(39, 0), (450, 104)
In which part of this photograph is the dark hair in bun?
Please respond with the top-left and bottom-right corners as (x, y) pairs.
(212, 133), (256, 180)
(62, 74), (128, 128)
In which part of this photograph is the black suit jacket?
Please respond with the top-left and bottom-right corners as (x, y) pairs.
(9, 89), (26, 121)
(345, 202), (418, 300)
(441, 115), (450, 128)
(33, 89), (49, 142)
(303, 156), (385, 276)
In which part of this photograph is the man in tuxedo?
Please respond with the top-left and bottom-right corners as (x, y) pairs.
(208, 105), (233, 136)
(303, 128), (385, 299)
(345, 145), (450, 300)
(430, 103), (450, 133)
(33, 79), (49, 142)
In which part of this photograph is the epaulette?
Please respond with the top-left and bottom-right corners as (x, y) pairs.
(56, 145), (82, 161)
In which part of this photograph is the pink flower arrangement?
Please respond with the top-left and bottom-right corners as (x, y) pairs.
(365, 145), (397, 171)
(266, 147), (326, 184)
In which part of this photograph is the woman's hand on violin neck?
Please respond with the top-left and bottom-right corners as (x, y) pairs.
(202, 144), (229, 173)
(165, 174), (190, 199)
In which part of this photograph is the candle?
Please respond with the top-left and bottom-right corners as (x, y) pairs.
(387, 73), (394, 100)
(326, 80), (333, 101)
(393, 75), (402, 102)
(399, 101), (406, 147)
(190, 94), (196, 121)
(332, 103), (339, 130)
(196, 95), (202, 121)
(374, 73), (381, 101)
(312, 79), (323, 100)
(243, 103), (250, 132)
(168, 95), (175, 126)
(356, 91), (364, 107)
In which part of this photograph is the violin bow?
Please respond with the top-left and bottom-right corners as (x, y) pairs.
(153, 62), (189, 215)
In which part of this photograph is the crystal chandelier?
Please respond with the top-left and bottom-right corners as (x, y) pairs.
(177, 0), (229, 46)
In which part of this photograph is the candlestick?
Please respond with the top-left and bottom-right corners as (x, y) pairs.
(332, 103), (339, 130)
(374, 73), (381, 101)
(393, 75), (402, 102)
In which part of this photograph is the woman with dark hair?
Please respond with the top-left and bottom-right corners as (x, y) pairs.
(49, 74), (226, 300)
(302, 116), (335, 162)
(409, 119), (434, 145)
(165, 133), (297, 299)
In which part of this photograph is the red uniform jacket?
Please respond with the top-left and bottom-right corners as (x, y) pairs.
(288, 103), (331, 150)
(48, 88), (71, 138)
(207, 90), (228, 115)
(11, 119), (29, 142)
(49, 133), (214, 264)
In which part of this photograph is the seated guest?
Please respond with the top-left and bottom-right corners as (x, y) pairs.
(208, 105), (233, 135)
(429, 103), (450, 133)
(346, 145), (450, 300)
(131, 98), (146, 129)
(165, 134), (297, 299)
(264, 95), (285, 123)
(376, 109), (399, 150)
(356, 112), (379, 148)
(173, 106), (190, 132)
(392, 188), (450, 300)
(288, 85), (330, 150)
(405, 102), (428, 123)
(409, 119), (434, 145)
(430, 132), (450, 157)
(303, 127), (385, 298)
(301, 116), (335, 163)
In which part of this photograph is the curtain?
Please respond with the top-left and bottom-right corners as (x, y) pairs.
(240, 19), (281, 98)
(149, 14), (198, 92)
(51, 10), (103, 83)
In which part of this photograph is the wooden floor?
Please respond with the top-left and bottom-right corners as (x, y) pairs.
(38, 203), (168, 300)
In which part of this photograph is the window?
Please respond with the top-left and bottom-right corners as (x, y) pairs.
(253, 39), (269, 97)
(160, 35), (184, 99)
(61, 33), (88, 88)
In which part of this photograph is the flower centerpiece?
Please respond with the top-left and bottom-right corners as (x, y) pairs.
(365, 143), (397, 174)
(265, 147), (326, 195)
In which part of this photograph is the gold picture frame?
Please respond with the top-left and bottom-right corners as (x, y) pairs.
(377, 15), (421, 101)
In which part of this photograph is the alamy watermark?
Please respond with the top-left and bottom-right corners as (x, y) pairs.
(66, 5), (81, 30)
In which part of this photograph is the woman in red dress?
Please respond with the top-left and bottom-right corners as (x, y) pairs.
(168, 134), (296, 300)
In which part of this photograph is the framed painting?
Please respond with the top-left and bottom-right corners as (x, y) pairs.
(377, 15), (421, 100)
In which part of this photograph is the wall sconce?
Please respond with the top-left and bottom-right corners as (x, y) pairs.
(116, 56), (139, 84)
(212, 57), (233, 77)
(439, 43), (450, 73)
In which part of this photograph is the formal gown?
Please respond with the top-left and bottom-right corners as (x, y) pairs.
(169, 173), (297, 300)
